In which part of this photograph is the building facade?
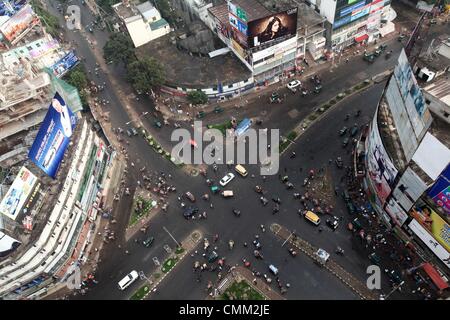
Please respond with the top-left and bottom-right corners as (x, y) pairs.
(358, 50), (450, 280)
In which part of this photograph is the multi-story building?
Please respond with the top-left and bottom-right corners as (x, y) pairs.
(0, 5), (81, 169)
(0, 108), (113, 299)
(357, 49), (450, 289)
(208, 0), (326, 84)
(305, 0), (394, 50)
(113, 0), (171, 48)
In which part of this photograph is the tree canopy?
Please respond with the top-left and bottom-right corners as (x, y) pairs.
(103, 33), (135, 65)
(126, 57), (165, 93)
(187, 90), (208, 105)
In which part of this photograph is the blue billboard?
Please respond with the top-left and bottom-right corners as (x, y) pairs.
(51, 50), (79, 78)
(28, 92), (77, 178)
(339, 0), (366, 17)
(0, 0), (26, 18)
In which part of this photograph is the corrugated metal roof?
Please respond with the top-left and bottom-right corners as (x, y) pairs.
(424, 77), (450, 107)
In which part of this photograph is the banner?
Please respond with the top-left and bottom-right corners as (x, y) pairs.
(408, 219), (450, 270)
(28, 92), (78, 178)
(51, 50), (79, 78)
(427, 165), (450, 215)
(0, 4), (39, 43)
(366, 114), (398, 205)
(411, 205), (450, 252)
(0, 166), (37, 220)
(247, 8), (298, 49)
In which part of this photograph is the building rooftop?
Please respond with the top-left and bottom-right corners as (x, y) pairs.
(423, 76), (450, 107)
(208, 3), (229, 25)
(230, 0), (271, 21)
(135, 33), (251, 88)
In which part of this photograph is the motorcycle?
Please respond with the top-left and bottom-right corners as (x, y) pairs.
(228, 240), (234, 250)
(335, 246), (344, 255)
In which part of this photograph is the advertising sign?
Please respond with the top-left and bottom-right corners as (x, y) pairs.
(0, 166), (38, 221)
(340, 0), (366, 17)
(392, 167), (428, 212)
(247, 8), (298, 49)
(29, 39), (59, 59)
(384, 197), (408, 226)
(28, 92), (78, 179)
(408, 219), (450, 270)
(412, 133), (450, 181)
(0, 0), (26, 20)
(427, 165), (450, 215)
(51, 50), (79, 78)
(411, 205), (450, 252)
(0, 4), (39, 43)
(366, 114), (398, 205)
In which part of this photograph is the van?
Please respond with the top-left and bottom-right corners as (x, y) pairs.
(118, 270), (139, 290)
(221, 190), (234, 198)
(235, 164), (248, 177)
(304, 210), (321, 226)
(269, 264), (278, 275)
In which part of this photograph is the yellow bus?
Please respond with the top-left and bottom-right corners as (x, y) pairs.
(304, 211), (321, 226)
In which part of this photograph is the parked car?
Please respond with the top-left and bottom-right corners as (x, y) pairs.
(208, 251), (219, 263)
(350, 125), (359, 137)
(220, 173), (235, 187)
(339, 127), (348, 136)
(142, 236), (154, 247)
(184, 191), (196, 202)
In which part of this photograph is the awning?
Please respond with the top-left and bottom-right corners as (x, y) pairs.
(355, 34), (369, 42)
(422, 263), (449, 290)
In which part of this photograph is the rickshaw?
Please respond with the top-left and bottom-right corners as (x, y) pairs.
(255, 185), (263, 193)
(211, 185), (220, 194)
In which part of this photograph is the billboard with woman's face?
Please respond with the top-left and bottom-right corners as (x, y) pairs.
(247, 8), (298, 49)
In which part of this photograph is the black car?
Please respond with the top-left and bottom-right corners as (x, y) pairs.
(272, 197), (281, 204)
(183, 206), (198, 219)
(232, 209), (241, 217)
(339, 127), (348, 136)
(350, 125), (359, 137)
(326, 218), (339, 231)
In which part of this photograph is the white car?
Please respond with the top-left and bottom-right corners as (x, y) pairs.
(220, 173), (235, 186)
(287, 80), (301, 91)
(118, 270), (139, 290)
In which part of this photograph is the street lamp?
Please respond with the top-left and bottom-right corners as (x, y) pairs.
(380, 281), (405, 300)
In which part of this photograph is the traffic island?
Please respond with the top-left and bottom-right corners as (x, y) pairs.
(141, 128), (184, 167)
(220, 280), (266, 300)
(128, 195), (157, 228)
(129, 230), (202, 300)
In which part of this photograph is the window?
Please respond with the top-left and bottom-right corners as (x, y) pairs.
(444, 111), (449, 118)
(425, 99), (430, 104)
(36, 43), (40, 47)
(228, 84), (233, 88)
(27, 46), (32, 51)
(153, 17), (157, 21)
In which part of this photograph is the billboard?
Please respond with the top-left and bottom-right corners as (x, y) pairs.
(366, 114), (398, 205)
(408, 219), (450, 270)
(427, 165), (450, 215)
(411, 205), (450, 252)
(51, 50), (79, 78)
(384, 197), (408, 226)
(0, 166), (38, 221)
(412, 133), (450, 181)
(392, 167), (428, 212)
(0, 4), (39, 43)
(28, 92), (78, 178)
(333, 0), (373, 29)
(247, 8), (298, 49)
(0, 0), (27, 21)
(386, 50), (433, 161)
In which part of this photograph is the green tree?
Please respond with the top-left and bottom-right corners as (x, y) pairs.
(103, 33), (136, 65)
(187, 90), (208, 105)
(127, 57), (165, 93)
(64, 66), (88, 106)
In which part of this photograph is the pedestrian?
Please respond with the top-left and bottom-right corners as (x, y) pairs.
(345, 58), (349, 63)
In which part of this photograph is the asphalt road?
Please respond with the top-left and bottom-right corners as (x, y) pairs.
(46, 0), (417, 300)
